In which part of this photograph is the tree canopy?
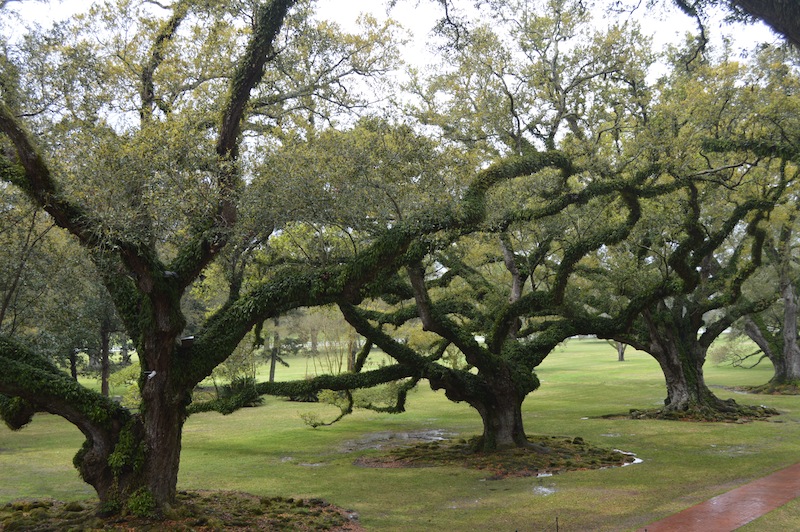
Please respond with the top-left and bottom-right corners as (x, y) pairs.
(1, 0), (798, 518)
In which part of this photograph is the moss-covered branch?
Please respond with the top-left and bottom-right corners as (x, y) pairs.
(0, 335), (128, 432)
(185, 151), (577, 387)
(490, 191), (642, 352)
(337, 302), (487, 402)
(0, 335), (137, 504)
(255, 363), (418, 398)
(139, 1), (190, 122)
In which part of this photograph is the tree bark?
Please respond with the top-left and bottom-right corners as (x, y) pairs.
(139, 378), (186, 506)
(636, 305), (741, 416)
(468, 386), (529, 450)
(650, 341), (725, 412)
(778, 279), (800, 382)
(428, 362), (539, 452)
(132, 285), (189, 507)
(730, 0), (800, 48)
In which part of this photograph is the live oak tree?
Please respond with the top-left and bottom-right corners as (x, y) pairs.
(259, 0), (672, 451)
(335, 189), (654, 451)
(604, 218), (779, 418)
(355, 0), (661, 448)
(595, 40), (799, 417)
(0, 0), (412, 513)
(720, 46), (800, 390)
(740, 194), (800, 390)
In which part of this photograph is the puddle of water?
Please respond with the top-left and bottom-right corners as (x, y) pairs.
(532, 484), (556, 496)
(341, 429), (456, 452)
(447, 499), (482, 509)
(708, 445), (754, 456)
(614, 449), (644, 466)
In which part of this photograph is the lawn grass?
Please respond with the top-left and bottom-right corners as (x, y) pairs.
(2, 338), (799, 530)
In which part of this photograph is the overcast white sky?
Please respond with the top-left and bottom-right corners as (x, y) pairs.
(9, 0), (777, 59)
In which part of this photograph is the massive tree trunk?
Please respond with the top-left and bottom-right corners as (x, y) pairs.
(468, 382), (529, 450)
(139, 380), (186, 506)
(635, 304), (774, 420)
(649, 339), (733, 413)
(637, 306), (735, 416)
(429, 362), (539, 452)
(741, 231), (800, 388)
(777, 279), (800, 382)
(130, 285), (191, 508)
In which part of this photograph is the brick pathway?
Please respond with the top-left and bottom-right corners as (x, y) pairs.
(638, 462), (800, 531)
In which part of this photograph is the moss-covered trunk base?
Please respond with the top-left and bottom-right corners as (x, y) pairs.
(742, 380), (800, 395)
(643, 340), (778, 421)
(470, 391), (540, 453)
(629, 392), (778, 422)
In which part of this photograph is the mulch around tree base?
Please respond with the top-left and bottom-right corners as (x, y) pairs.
(738, 383), (800, 395)
(599, 403), (780, 423)
(354, 435), (638, 479)
(0, 491), (365, 531)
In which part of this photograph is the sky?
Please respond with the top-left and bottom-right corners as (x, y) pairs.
(8, 0), (778, 65)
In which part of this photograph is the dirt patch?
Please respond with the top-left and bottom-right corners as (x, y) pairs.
(354, 435), (638, 479)
(0, 491), (364, 531)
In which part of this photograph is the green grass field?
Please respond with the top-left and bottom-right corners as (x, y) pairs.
(2, 339), (799, 531)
